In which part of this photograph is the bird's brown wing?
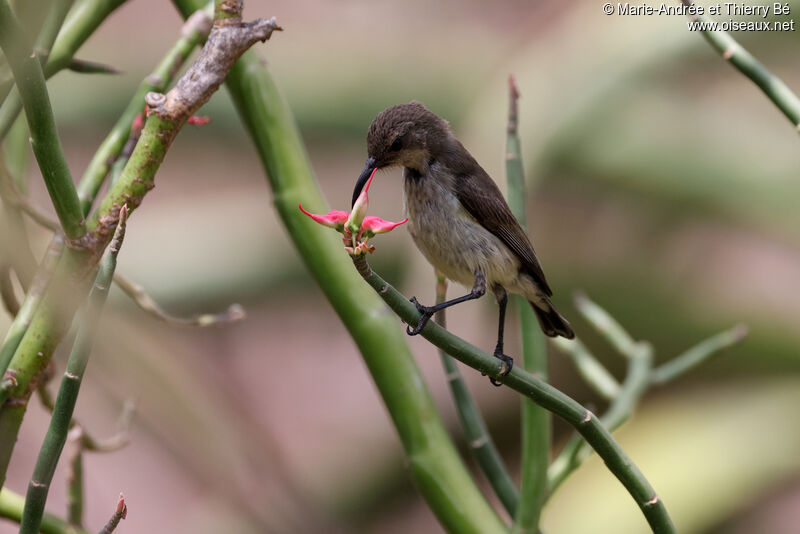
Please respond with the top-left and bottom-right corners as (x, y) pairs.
(454, 170), (553, 297)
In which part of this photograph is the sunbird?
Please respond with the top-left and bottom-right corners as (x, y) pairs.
(352, 102), (573, 384)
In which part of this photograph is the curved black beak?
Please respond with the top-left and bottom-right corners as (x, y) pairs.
(352, 157), (377, 207)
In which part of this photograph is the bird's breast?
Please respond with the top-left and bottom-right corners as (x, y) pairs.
(402, 167), (521, 290)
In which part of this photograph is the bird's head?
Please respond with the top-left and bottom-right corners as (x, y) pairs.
(352, 101), (450, 206)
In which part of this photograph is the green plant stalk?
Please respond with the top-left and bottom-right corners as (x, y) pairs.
(0, 0), (129, 138)
(0, 0), (84, 240)
(67, 444), (83, 527)
(550, 337), (620, 400)
(435, 273), (519, 518)
(154, 9), (510, 527)
(0, 235), (63, 398)
(352, 254), (675, 534)
(77, 9), (209, 212)
(681, 0), (800, 129)
(0, 488), (86, 534)
(651, 324), (747, 384)
(505, 79), (548, 534)
(32, 0), (75, 57)
(548, 344), (653, 494)
(574, 292), (640, 358)
(19, 210), (126, 534)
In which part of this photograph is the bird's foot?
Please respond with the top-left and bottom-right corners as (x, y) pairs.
(486, 351), (513, 387)
(406, 296), (435, 336)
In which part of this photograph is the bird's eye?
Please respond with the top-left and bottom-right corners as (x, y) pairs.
(389, 138), (402, 152)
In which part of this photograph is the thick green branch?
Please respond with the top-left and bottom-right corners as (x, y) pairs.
(353, 255), (675, 534)
(0, 0), (84, 239)
(77, 9), (211, 212)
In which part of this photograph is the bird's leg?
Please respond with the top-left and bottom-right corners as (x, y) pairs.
(486, 286), (513, 387)
(406, 269), (486, 336)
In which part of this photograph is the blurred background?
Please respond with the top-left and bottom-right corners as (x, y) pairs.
(2, 0), (800, 532)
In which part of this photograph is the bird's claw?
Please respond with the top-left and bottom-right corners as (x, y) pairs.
(406, 296), (434, 336)
(486, 352), (513, 387)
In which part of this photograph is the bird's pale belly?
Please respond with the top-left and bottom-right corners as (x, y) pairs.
(404, 176), (522, 292)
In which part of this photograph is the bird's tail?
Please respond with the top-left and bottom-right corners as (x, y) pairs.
(529, 300), (575, 339)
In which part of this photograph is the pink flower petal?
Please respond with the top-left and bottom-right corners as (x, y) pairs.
(348, 168), (378, 230)
(298, 204), (349, 229)
(361, 216), (408, 236)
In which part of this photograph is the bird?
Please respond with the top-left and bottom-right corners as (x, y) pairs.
(352, 101), (574, 384)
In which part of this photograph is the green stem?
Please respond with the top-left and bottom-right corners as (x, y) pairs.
(682, 0), (800, 129)
(353, 255), (675, 534)
(0, 488), (86, 534)
(32, 0), (75, 57)
(19, 208), (127, 534)
(66, 427), (84, 527)
(550, 337), (620, 400)
(574, 292), (640, 358)
(651, 324), (747, 385)
(505, 76), (548, 534)
(435, 273), (519, 518)
(0, 0), (85, 240)
(77, 8), (210, 212)
(548, 342), (652, 494)
(0, 0), (129, 139)
(0, 235), (63, 398)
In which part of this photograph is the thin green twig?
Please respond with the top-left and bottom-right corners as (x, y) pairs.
(651, 324), (747, 385)
(0, 0), (85, 240)
(32, 0), (75, 60)
(435, 272), (519, 518)
(0, 0), (129, 139)
(505, 76), (548, 534)
(19, 207), (128, 534)
(681, 0), (800, 130)
(550, 337), (620, 400)
(352, 255), (675, 534)
(66, 426), (84, 527)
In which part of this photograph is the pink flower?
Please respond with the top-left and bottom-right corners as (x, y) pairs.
(360, 216), (408, 237)
(298, 205), (349, 231)
(298, 169), (406, 256)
